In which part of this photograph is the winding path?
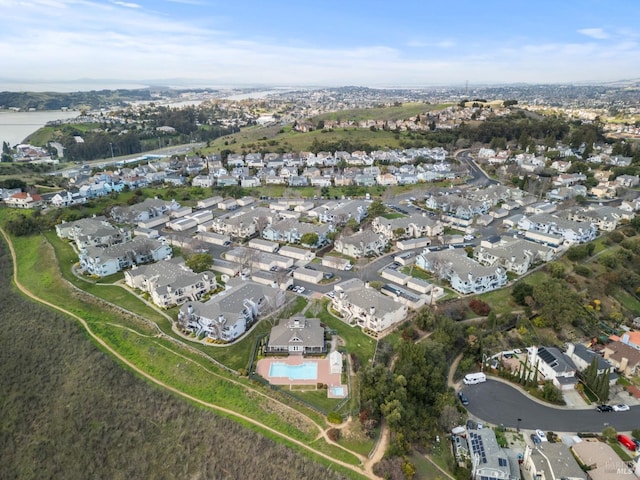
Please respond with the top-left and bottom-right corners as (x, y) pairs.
(0, 228), (378, 479)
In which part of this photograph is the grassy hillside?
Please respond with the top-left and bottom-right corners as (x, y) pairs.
(311, 102), (452, 122)
(0, 241), (350, 480)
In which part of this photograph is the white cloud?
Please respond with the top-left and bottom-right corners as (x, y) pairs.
(112, 1), (141, 8)
(577, 28), (609, 40)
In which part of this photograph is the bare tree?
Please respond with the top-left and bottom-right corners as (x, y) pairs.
(254, 215), (269, 235)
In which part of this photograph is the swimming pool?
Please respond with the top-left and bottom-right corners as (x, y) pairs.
(330, 386), (346, 397)
(269, 361), (318, 380)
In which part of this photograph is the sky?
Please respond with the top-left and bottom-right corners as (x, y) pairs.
(2, 0), (640, 90)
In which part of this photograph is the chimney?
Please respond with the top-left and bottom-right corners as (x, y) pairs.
(365, 281), (370, 289)
(369, 306), (376, 317)
(187, 304), (193, 315)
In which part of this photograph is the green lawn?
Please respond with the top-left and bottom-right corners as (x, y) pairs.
(306, 300), (376, 367)
(477, 286), (517, 317)
(612, 288), (640, 316)
(381, 212), (406, 219)
(400, 265), (432, 281)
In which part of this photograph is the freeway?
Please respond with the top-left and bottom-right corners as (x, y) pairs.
(463, 379), (640, 433)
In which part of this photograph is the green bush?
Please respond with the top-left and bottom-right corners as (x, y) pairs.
(327, 412), (343, 424)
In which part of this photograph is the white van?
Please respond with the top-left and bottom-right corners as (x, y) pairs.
(463, 372), (487, 385)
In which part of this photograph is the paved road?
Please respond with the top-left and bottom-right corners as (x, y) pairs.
(463, 379), (640, 433)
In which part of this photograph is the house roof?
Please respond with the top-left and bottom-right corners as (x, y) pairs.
(537, 346), (576, 374)
(467, 429), (513, 479)
(605, 341), (640, 366)
(571, 343), (613, 371)
(267, 317), (324, 350)
(336, 278), (404, 317)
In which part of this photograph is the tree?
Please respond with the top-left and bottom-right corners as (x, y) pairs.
(368, 200), (386, 217)
(300, 232), (319, 247)
(393, 227), (406, 239)
(185, 253), (213, 273)
(511, 282), (533, 305)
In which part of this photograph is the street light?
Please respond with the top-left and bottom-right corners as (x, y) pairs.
(517, 418), (522, 433)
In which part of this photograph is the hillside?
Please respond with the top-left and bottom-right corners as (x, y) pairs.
(310, 102), (452, 123)
(0, 89), (155, 111)
(0, 241), (348, 480)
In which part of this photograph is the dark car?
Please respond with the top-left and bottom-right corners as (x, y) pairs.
(458, 392), (469, 406)
(596, 404), (613, 412)
(530, 433), (541, 445)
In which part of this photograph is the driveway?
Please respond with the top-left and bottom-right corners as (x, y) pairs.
(463, 379), (640, 433)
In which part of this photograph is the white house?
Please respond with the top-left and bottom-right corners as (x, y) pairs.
(331, 279), (408, 333)
(177, 279), (285, 342)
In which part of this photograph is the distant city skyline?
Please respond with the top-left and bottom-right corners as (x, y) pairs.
(3, 0), (640, 90)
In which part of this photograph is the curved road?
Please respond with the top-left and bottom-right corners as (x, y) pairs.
(463, 379), (640, 433)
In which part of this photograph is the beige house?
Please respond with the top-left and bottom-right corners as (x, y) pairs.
(334, 229), (386, 258)
(602, 341), (640, 376)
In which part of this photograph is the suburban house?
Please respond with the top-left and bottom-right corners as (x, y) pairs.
(572, 441), (636, 480)
(416, 248), (507, 295)
(331, 279), (408, 333)
(602, 340), (640, 376)
(79, 236), (173, 277)
(265, 317), (326, 355)
(177, 279), (285, 342)
(56, 216), (131, 250)
(3, 191), (44, 209)
(124, 257), (217, 308)
(50, 190), (87, 207)
(528, 346), (577, 390)
(473, 237), (554, 276)
(463, 428), (519, 480)
(522, 442), (585, 480)
(334, 229), (387, 258)
(565, 343), (617, 384)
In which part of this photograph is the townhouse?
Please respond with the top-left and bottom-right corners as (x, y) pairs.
(334, 229), (387, 258)
(124, 257), (217, 308)
(331, 279), (408, 333)
(473, 236), (554, 275)
(56, 216), (132, 250)
(372, 213), (443, 241)
(517, 213), (597, 245)
(79, 236), (172, 277)
(416, 248), (507, 295)
(262, 218), (331, 246)
(177, 278), (285, 342)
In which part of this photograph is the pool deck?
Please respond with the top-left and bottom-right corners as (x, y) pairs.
(256, 356), (344, 391)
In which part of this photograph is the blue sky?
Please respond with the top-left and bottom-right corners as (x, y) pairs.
(2, 0), (640, 89)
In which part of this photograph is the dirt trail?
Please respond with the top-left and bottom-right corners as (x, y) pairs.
(1, 229), (376, 479)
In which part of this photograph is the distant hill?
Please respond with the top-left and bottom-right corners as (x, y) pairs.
(0, 89), (155, 111)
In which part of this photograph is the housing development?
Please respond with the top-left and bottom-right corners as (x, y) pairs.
(4, 83), (640, 480)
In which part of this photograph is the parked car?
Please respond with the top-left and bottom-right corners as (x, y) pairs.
(324, 272), (335, 280)
(530, 433), (541, 445)
(344, 264), (353, 271)
(535, 429), (548, 442)
(297, 286), (306, 293)
(618, 434), (637, 451)
(596, 404), (613, 412)
(458, 392), (469, 406)
(613, 404), (630, 412)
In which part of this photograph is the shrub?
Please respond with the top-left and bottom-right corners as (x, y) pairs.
(327, 412), (343, 424)
(327, 428), (341, 441)
(574, 265), (591, 277)
(469, 298), (491, 316)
